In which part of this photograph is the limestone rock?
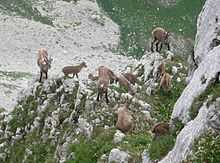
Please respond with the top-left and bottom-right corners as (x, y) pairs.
(108, 148), (131, 163)
(113, 130), (126, 144)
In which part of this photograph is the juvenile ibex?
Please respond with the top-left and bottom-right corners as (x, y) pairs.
(37, 48), (52, 82)
(151, 27), (171, 52)
(62, 62), (87, 78)
(157, 62), (171, 91)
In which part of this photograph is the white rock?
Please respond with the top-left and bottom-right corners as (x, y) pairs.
(171, 46), (220, 123)
(146, 87), (152, 96)
(141, 111), (152, 121)
(176, 77), (181, 83)
(78, 118), (93, 138)
(194, 0), (220, 63)
(172, 66), (178, 75)
(113, 130), (126, 144)
(166, 51), (174, 60)
(142, 150), (152, 163)
(108, 148), (131, 163)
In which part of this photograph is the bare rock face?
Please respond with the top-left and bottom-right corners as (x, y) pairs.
(207, 98), (220, 132)
(171, 0), (220, 124)
(171, 46), (220, 123)
(194, 0), (220, 64)
(0, 0), (135, 111)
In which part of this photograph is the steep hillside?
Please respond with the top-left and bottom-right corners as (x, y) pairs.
(0, 0), (220, 163)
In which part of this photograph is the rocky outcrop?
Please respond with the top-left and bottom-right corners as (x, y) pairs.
(207, 98), (220, 132)
(160, 98), (220, 163)
(171, 0), (220, 124)
(108, 148), (131, 163)
(0, 0), (135, 111)
(194, 0), (220, 64)
(171, 46), (220, 123)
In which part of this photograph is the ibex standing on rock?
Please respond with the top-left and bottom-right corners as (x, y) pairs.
(62, 62), (87, 78)
(96, 66), (117, 104)
(37, 48), (52, 82)
(151, 27), (171, 52)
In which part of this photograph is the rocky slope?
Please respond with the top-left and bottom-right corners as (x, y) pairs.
(0, 0), (220, 163)
(0, 0), (135, 111)
(0, 48), (187, 162)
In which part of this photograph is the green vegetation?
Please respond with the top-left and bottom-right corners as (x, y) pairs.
(97, 0), (204, 57)
(7, 130), (56, 163)
(0, 0), (53, 25)
(68, 128), (115, 163)
(190, 82), (220, 120)
(148, 134), (175, 160)
(9, 95), (38, 133)
(0, 71), (32, 80)
(186, 131), (220, 163)
(120, 133), (151, 160)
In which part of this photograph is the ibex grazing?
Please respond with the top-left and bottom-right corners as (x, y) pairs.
(151, 27), (170, 52)
(115, 103), (133, 133)
(116, 74), (135, 95)
(96, 66), (117, 104)
(37, 48), (52, 82)
(122, 72), (137, 85)
(152, 122), (169, 138)
(62, 62), (87, 78)
(157, 62), (171, 91)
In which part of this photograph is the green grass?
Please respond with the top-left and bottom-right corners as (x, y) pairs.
(186, 131), (220, 163)
(145, 79), (186, 122)
(9, 95), (38, 133)
(97, 0), (204, 58)
(120, 133), (152, 161)
(190, 82), (220, 120)
(148, 134), (175, 160)
(6, 130), (56, 163)
(0, 71), (32, 80)
(0, 0), (53, 25)
(68, 128), (115, 163)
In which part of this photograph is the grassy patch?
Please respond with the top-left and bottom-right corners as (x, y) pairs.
(148, 134), (175, 160)
(0, 71), (32, 80)
(6, 130), (56, 163)
(186, 131), (220, 163)
(190, 82), (220, 120)
(9, 95), (38, 133)
(0, 0), (53, 25)
(120, 133), (152, 161)
(68, 128), (115, 163)
(146, 79), (186, 122)
(97, 0), (204, 57)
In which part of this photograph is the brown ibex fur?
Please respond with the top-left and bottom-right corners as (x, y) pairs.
(96, 66), (117, 103)
(122, 72), (137, 85)
(151, 27), (170, 52)
(115, 103), (133, 133)
(62, 62), (87, 78)
(116, 74), (135, 95)
(157, 62), (171, 91)
(37, 48), (52, 82)
(152, 122), (169, 138)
